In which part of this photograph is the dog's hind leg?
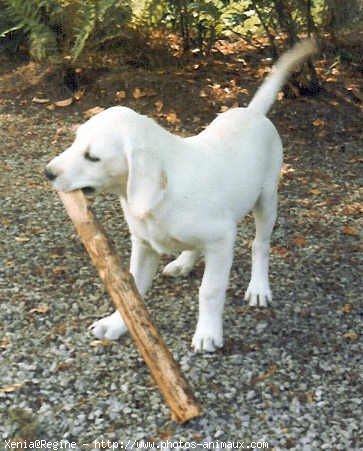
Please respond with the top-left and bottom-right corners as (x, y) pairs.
(244, 187), (277, 307)
(90, 236), (159, 340)
(163, 250), (199, 277)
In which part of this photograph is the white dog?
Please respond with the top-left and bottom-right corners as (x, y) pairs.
(46, 40), (316, 352)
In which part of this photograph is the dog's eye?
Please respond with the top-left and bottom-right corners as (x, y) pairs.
(84, 150), (101, 162)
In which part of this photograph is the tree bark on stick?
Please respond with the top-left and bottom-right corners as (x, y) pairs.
(58, 190), (202, 423)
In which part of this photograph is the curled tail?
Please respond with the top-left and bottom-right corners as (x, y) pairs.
(248, 39), (318, 116)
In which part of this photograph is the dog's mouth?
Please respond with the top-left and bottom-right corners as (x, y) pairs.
(81, 186), (96, 194)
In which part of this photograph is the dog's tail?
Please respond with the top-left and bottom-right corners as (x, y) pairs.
(248, 39), (318, 116)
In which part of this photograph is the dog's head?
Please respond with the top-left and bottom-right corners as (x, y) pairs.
(45, 107), (132, 194)
(45, 106), (168, 217)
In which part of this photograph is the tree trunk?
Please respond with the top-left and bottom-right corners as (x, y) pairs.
(325, 0), (362, 36)
(273, 0), (298, 45)
(271, 0), (321, 95)
(176, 0), (190, 52)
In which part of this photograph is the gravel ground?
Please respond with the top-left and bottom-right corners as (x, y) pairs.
(0, 91), (362, 450)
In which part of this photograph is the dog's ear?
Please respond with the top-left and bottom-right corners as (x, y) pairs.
(126, 147), (168, 218)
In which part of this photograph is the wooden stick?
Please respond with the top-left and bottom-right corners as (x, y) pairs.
(57, 190), (202, 423)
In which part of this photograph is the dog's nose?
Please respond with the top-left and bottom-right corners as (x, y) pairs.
(44, 167), (57, 181)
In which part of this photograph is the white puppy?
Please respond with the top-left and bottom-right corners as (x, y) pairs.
(46, 40), (316, 352)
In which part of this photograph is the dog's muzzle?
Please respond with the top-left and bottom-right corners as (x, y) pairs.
(44, 167), (57, 181)
(82, 187), (96, 194)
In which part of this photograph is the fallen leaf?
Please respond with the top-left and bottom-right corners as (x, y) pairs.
(272, 245), (289, 258)
(29, 305), (49, 314)
(31, 227), (47, 235)
(34, 267), (46, 275)
(345, 84), (363, 102)
(267, 383), (280, 397)
(0, 383), (23, 393)
(281, 164), (296, 178)
(57, 362), (72, 371)
(310, 188), (322, 196)
(166, 111), (179, 124)
(293, 236), (306, 247)
(348, 157), (363, 164)
(252, 366), (277, 384)
(55, 323), (67, 335)
(342, 204), (363, 216)
(159, 430), (173, 440)
(15, 236), (30, 243)
(52, 266), (67, 275)
(313, 118), (325, 127)
(115, 90), (126, 101)
(0, 336), (10, 350)
(51, 126), (68, 145)
(155, 100), (163, 112)
(132, 88), (143, 99)
(90, 339), (114, 347)
(343, 331), (358, 341)
(32, 97), (50, 104)
(132, 88), (156, 99)
(342, 226), (359, 236)
(7, 124), (16, 134)
(192, 433), (202, 441)
(341, 303), (353, 314)
(83, 106), (105, 119)
(74, 88), (85, 101)
(327, 100), (339, 107)
(54, 98), (73, 107)
(306, 391), (315, 404)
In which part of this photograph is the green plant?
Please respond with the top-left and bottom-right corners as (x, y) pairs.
(133, 0), (253, 54)
(70, 0), (131, 61)
(0, 0), (131, 61)
(1, 0), (60, 61)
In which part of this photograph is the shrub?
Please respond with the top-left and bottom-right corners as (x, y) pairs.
(0, 0), (131, 61)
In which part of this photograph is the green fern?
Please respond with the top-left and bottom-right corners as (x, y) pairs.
(1, 0), (59, 61)
(70, 0), (131, 61)
(0, 0), (131, 62)
(71, 1), (98, 61)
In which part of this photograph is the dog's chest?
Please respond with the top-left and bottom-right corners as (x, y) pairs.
(122, 203), (185, 254)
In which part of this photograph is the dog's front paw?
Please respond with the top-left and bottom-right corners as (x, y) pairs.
(89, 311), (127, 340)
(244, 281), (271, 307)
(192, 323), (223, 353)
